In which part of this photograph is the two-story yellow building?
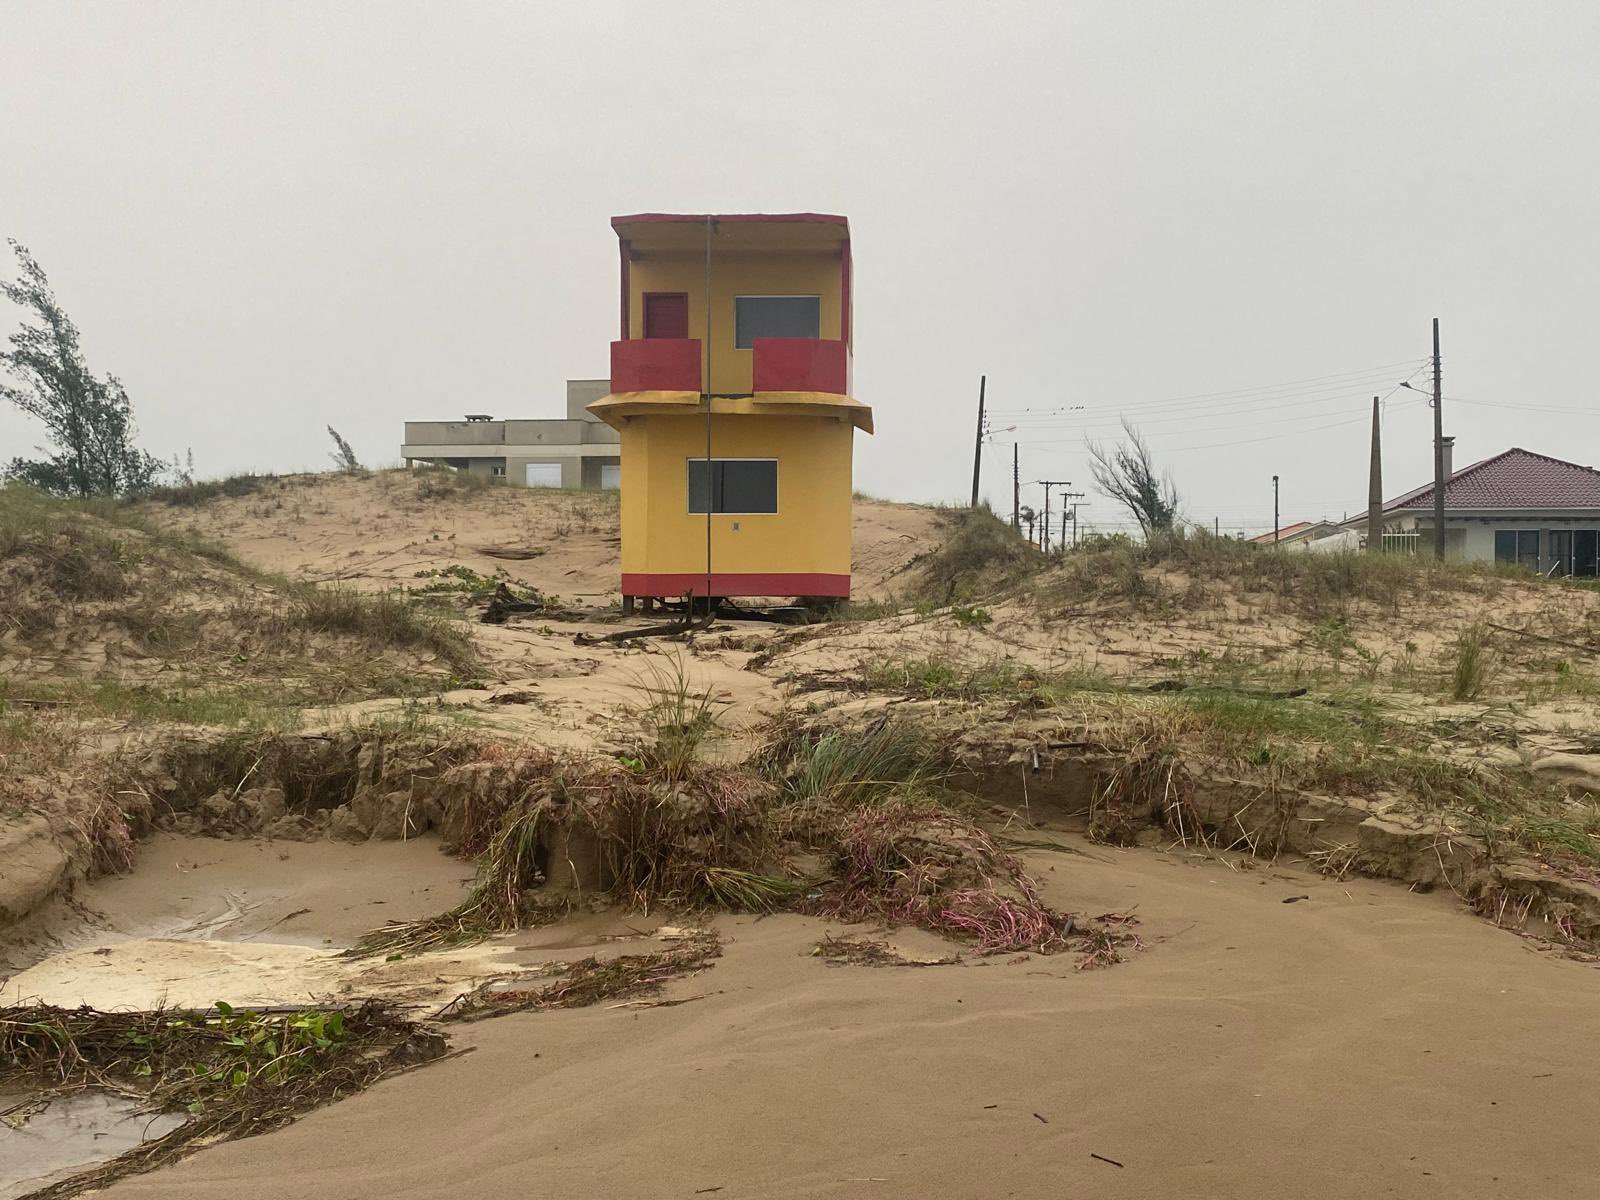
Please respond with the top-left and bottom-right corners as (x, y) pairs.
(587, 213), (872, 610)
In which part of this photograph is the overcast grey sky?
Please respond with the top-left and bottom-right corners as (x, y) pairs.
(3, 1), (1597, 534)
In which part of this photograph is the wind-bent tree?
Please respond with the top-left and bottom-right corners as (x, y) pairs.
(1087, 418), (1180, 534)
(1, 239), (166, 497)
(327, 426), (360, 471)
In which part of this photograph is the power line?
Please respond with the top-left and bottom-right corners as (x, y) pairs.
(985, 359), (1428, 419)
(991, 372), (1431, 427)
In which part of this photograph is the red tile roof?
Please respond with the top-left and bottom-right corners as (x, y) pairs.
(1385, 448), (1600, 511)
(1249, 521), (1314, 544)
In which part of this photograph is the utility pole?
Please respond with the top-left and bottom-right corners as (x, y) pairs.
(1011, 443), (1020, 530)
(1057, 490), (1083, 551)
(1367, 394), (1383, 553)
(1431, 318), (1445, 560)
(1272, 475), (1280, 545)
(970, 375), (986, 509)
(1039, 480), (1071, 555)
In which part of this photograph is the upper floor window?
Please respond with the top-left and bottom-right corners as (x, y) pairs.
(735, 295), (819, 349)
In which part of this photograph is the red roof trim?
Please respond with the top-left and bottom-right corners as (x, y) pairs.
(612, 212), (847, 226)
(611, 213), (849, 238)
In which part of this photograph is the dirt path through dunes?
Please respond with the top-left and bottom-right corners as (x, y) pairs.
(100, 841), (1600, 1200)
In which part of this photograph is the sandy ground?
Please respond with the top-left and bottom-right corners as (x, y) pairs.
(10, 471), (1597, 1196)
(87, 837), (1600, 1200)
(148, 474), (943, 603)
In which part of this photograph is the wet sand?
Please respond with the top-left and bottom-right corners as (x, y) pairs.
(2, 833), (473, 978)
(98, 841), (1600, 1199)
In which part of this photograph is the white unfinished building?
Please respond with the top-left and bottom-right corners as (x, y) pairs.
(401, 379), (620, 489)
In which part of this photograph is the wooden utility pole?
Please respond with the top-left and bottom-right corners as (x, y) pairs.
(1431, 318), (1445, 559)
(1058, 490), (1084, 550)
(1367, 394), (1383, 552)
(970, 375), (986, 508)
(1012, 443), (1020, 529)
(1039, 480), (1071, 554)
(1272, 475), (1280, 545)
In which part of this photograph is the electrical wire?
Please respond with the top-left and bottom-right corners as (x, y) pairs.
(985, 359), (1428, 420)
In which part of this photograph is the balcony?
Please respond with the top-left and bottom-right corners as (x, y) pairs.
(610, 338), (701, 393)
(752, 337), (849, 395)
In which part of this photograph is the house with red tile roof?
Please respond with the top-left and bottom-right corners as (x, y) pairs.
(1247, 520), (1344, 548)
(1347, 442), (1600, 575)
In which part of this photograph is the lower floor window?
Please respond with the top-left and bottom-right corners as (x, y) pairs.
(1494, 529), (1541, 570)
(688, 459), (777, 514)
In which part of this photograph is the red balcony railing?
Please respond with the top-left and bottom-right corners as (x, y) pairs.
(751, 337), (849, 395)
(610, 338), (702, 392)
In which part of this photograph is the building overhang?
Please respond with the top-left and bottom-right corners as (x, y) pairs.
(587, 391), (873, 435)
(611, 213), (850, 255)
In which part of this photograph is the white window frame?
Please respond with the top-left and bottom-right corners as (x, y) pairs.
(687, 457), (779, 516)
(733, 295), (821, 350)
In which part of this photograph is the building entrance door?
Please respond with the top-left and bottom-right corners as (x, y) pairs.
(600, 464), (621, 490)
(524, 463), (562, 488)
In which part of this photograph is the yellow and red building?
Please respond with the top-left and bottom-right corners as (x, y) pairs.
(588, 213), (872, 608)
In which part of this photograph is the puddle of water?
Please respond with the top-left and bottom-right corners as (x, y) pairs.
(0, 1092), (185, 1199)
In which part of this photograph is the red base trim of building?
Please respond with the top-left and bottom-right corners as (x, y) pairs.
(622, 572), (850, 599)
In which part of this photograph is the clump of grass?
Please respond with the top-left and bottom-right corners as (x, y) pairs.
(835, 597), (902, 622)
(142, 473), (275, 506)
(586, 766), (780, 912)
(283, 584), (477, 674)
(817, 799), (1067, 952)
(1449, 622), (1499, 701)
(1043, 682), (1600, 867)
(634, 656), (721, 781)
(0, 1000), (440, 1199)
(1047, 527), (1506, 618)
(767, 717), (937, 810)
(0, 484), (136, 601)
(908, 506), (1037, 603)
(699, 866), (807, 911)
(860, 654), (1121, 705)
(353, 742), (783, 956)
(11, 679), (305, 731)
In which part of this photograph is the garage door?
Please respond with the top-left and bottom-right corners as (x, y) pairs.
(600, 464), (621, 490)
(524, 463), (562, 488)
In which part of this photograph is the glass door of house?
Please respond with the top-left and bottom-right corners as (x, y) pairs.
(1545, 529), (1598, 577)
(1576, 529), (1599, 577)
